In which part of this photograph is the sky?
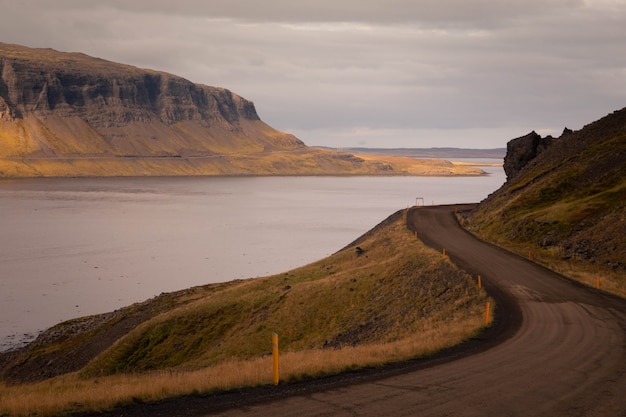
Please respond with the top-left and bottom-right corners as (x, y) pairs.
(1, 0), (625, 149)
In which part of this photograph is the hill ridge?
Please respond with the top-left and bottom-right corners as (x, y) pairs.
(469, 107), (626, 296)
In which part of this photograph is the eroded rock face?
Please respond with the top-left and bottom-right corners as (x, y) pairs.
(0, 42), (304, 159)
(0, 52), (258, 127)
(503, 131), (554, 180)
(0, 96), (15, 121)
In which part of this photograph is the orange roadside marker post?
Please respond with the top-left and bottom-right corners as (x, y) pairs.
(272, 333), (279, 386)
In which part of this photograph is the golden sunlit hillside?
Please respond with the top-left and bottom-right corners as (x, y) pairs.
(0, 42), (485, 177)
(0, 210), (489, 416)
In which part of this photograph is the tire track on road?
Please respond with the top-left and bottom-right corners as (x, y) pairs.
(203, 206), (626, 416)
(94, 205), (626, 417)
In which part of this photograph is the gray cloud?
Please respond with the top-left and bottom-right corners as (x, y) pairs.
(1, 0), (625, 148)
(30, 0), (585, 26)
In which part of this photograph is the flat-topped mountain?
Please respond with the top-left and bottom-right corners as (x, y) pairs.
(0, 42), (302, 156)
(0, 42), (484, 177)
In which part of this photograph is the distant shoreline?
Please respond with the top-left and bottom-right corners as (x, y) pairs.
(314, 146), (506, 160)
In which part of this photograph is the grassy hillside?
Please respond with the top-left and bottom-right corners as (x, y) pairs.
(468, 108), (626, 297)
(0, 210), (489, 416)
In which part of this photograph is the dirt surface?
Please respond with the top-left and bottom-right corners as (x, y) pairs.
(77, 205), (626, 417)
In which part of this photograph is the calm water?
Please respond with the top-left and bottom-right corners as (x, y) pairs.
(0, 167), (504, 350)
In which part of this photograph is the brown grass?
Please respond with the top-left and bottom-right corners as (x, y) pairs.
(0, 317), (482, 417)
(0, 210), (489, 416)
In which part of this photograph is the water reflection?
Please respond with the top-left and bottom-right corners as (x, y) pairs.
(0, 171), (505, 350)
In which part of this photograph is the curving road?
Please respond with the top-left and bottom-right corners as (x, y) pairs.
(190, 205), (626, 417)
(109, 205), (626, 417)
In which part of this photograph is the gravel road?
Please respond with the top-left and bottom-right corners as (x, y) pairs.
(89, 205), (626, 417)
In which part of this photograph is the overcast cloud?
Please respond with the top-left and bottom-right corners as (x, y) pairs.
(1, 0), (625, 148)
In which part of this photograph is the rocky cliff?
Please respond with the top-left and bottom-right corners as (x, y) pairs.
(0, 43), (489, 177)
(4, 42), (461, 177)
(0, 42), (307, 162)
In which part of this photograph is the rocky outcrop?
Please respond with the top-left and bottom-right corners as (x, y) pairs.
(503, 131), (555, 180)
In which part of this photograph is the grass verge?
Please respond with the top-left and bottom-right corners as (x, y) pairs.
(0, 209), (489, 416)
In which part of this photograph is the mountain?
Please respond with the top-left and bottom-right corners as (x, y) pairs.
(468, 108), (626, 296)
(0, 42), (484, 177)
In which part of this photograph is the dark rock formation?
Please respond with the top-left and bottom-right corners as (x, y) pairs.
(503, 131), (555, 180)
(0, 45), (259, 127)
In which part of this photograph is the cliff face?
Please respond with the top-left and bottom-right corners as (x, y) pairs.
(0, 42), (304, 161)
(0, 54), (259, 127)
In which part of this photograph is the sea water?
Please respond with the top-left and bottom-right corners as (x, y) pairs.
(0, 167), (505, 350)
